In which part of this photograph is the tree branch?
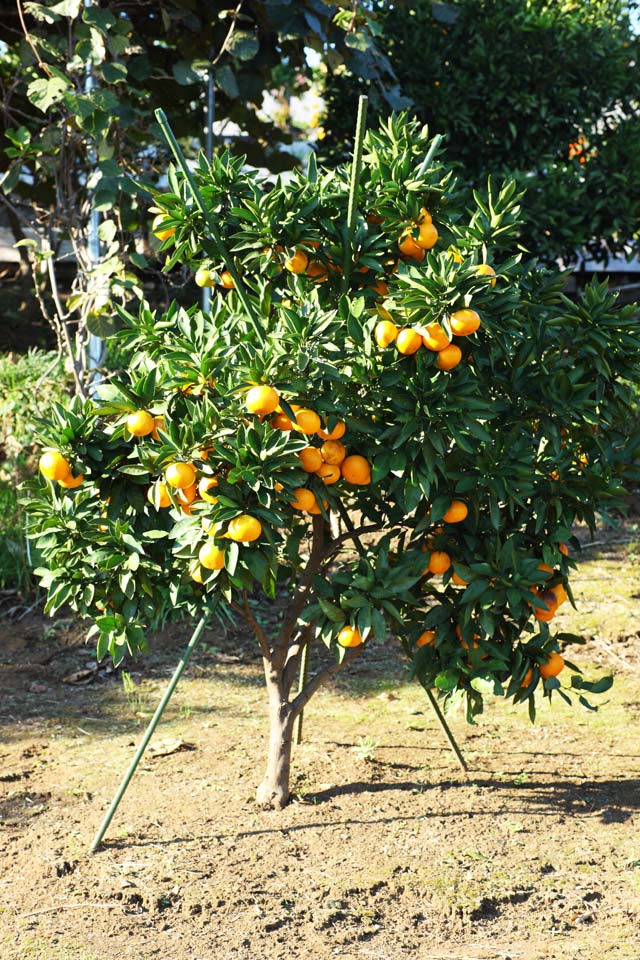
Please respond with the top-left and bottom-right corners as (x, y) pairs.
(272, 515), (325, 670)
(238, 589), (271, 660)
(16, 0), (52, 77)
(289, 642), (367, 718)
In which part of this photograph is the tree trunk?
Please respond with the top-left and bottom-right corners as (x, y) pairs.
(256, 689), (295, 810)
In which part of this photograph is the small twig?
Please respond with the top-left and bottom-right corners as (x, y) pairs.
(240, 590), (271, 660)
(16, 0), (52, 76)
(212, 1), (245, 66)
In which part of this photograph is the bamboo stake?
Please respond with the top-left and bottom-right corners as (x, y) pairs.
(293, 640), (310, 746)
(154, 108), (264, 341)
(341, 94), (369, 294)
(421, 681), (468, 774)
(89, 615), (209, 853)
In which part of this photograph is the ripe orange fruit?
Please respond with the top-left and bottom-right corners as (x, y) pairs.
(126, 410), (156, 437)
(437, 344), (462, 370)
(442, 500), (468, 523)
(375, 319), (398, 348)
(427, 551), (451, 575)
(198, 476), (219, 503)
(147, 482), (171, 508)
(246, 385), (280, 416)
(227, 514), (262, 542)
(198, 541), (226, 571)
(475, 264), (497, 287)
(316, 462), (341, 484)
(551, 583), (568, 607)
(337, 625), (363, 648)
(451, 570), (469, 586)
(421, 322), (451, 352)
(290, 487), (316, 511)
(151, 416), (165, 441)
(220, 270), (235, 289)
(416, 221), (438, 250)
(538, 563), (554, 576)
(539, 651), (565, 679)
(39, 450), (72, 482)
(520, 667), (534, 688)
(295, 409), (321, 434)
(285, 249), (309, 274)
(59, 473), (84, 489)
(532, 589), (558, 622)
(308, 497), (329, 515)
(396, 328), (422, 355)
(450, 308), (481, 336)
(417, 630), (436, 648)
(272, 411), (294, 431)
(366, 211), (384, 225)
(299, 446), (324, 473)
(372, 279), (389, 297)
(192, 567), (204, 584)
(559, 543), (569, 556)
(195, 268), (215, 287)
(165, 461), (196, 490)
(398, 229), (425, 261)
(317, 419), (346, 441)
(341, 454), (371, 485)
(321, 440), (346, 465)
(177, 483), (198, 506)
(447, 247), (464, 264)
(151, 214), (176, 241)
(306, 261), (329, 282)
(417, 207), (432, 224)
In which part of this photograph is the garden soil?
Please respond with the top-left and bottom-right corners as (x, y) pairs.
(1, 531), (639, 960)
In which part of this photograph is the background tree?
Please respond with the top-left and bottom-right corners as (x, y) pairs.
(321, 0), (640, 266)
(27, 112), (637, 810)
(0, 0), (405, 384)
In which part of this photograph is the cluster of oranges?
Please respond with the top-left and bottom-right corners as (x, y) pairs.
(375, 307), (482, 370)
(38, 450), (83, 489)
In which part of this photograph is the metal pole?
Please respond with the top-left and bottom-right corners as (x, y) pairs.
(89, 615), (209, 853)
(202, 66), (215, 315)
(422, 682), (469, 774)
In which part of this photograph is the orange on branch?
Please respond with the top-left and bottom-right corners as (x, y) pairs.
(442, 500), (468, 523)
(39, 451), (72, 482)
(246, 385), (280, 416)
(539, 651), (565, 679)
(320, 440), (347, 465)
(437, 344), (462, 370)
(375, 319), (398, 348)
(396, 328), (422, 355)
(341, 455), (371, 485)
(227, 514), (262, 543)
(315, 462), (341, 484)
(165, 461), (196, 490)
(299, 447), (324, 473)
(126, 410), (156, 437)
(337, 626), (363, 648)
(285, 249), (309, 274)
(317, 419), (346, 441)
(198, 541), (226, 571)
(450, 308), (481, 336)
(417, 630), (436, 648)
(295, 409), (321, 434)
(427, 551), (451, 575)
(290, 487), (316, 511)
(421, 322), (451, 352)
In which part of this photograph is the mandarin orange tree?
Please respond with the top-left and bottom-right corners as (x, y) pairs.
(26, 108), (640, 810)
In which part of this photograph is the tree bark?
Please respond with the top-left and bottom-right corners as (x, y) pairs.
(256, 678), (295, 810)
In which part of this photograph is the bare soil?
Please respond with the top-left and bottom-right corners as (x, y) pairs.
(1, 529), (640, 960)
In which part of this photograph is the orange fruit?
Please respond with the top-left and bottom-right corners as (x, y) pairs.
(366, 211), (384, 225)
(538, 563), (554, 576)
(290, 487), (316, 511)
(450, 308), (481, 336)
(520, 667), (534, 688)
(317, 419), (346, 441)
(147, 481), (171, 508)
(551, 583), (568, 607)
(220, 270), (235, 289)
(285, 249), (309, 274)
(39, 451), (72, 482)
(427, 551), (451, 575)
(442, 500), (468, 523)
(451, 570), (469, 586)
(299, 446), (324, 473)
(316, 462), (341, 484)
(306, 261), (329, 282)
(437, 344), (462, 370)
(198, 476), (219, 503)
(308, 497), (328, 515)
(532, 589), (558, 622)
(59, 473), (83, 489)
(421, 322), (451, 352)
(559, 543), (569, 556)
(191, 567), (204, 584)
(341, 454), (371, 485)
(418, 207), (432, 224)
(274, 481), (284, 492)
(151, 214), (176, 241)
(165, 462), (196, 490)
(372, 279), (389, 297)
(198, 541), (226, 571)
(417, 630), (436, 648)
(375, 319), (398, 348)
(126, 410), (156, 437)
(539, 651), (565, 679)
(177, 483), (198, 506)
(227, 514), (262, 542)
(416, 221), (438, 250)
(295, 409), (321, 434)
(475, 263), (497, 287)
(398, 229), (425, 261)
(246, 385), (280, 416)
(447, 247), (464, 264)
(151, 416), (165, 441)
(396, 328), (422, 355)
(337, 625), (363, 648)
(321, 440), (347, 465)
(272, 411), (294, 431)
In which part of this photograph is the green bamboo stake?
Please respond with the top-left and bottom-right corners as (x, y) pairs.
(154, 108), (264, 341)
(89, 615), (209, 853)
(293, 641), (310, 746)
(421, 680), (468, 773)
(341, 94), (369, 294)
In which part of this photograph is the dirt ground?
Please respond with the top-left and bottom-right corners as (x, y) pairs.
(1, 529), (639, 960)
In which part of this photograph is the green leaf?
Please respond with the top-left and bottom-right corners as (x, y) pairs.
(226, 31), (259, 61)
(26, 77), (70, 113)
(216, 64), (239, 98)
(570, 675), (613, 694)
(434, 669), (460, 691)
(101, 62), (127, 84)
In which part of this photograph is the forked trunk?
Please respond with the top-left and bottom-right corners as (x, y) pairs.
(256, 676), (295, 809)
